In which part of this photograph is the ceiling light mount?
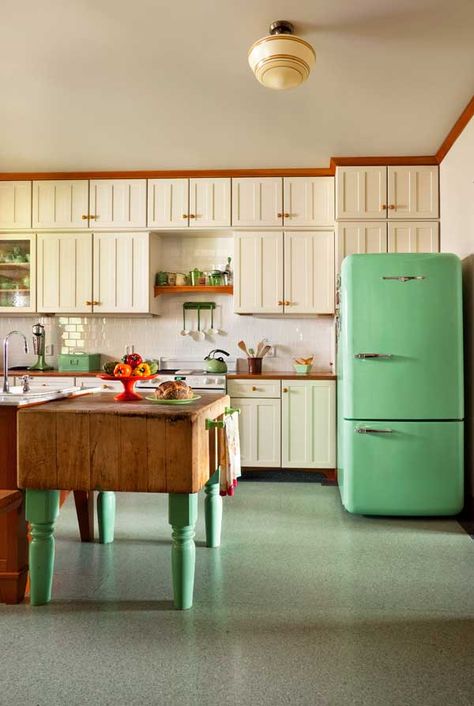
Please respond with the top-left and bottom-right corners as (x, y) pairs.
(269, 20), (294, 36)
(248, 20), (316, 91)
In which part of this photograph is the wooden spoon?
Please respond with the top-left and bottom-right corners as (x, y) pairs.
(238, 340), (250, 357)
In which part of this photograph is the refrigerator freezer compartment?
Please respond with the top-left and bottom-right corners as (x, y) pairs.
(340, 419), (463, 516)
(340, 253), (463, 420)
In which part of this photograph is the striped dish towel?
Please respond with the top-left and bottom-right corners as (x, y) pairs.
(218, 412), (241, 496)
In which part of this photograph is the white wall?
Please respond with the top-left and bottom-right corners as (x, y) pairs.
(440, 115), (474, 502)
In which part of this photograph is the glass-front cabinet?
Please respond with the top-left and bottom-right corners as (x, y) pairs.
(0, 234), (36, 312)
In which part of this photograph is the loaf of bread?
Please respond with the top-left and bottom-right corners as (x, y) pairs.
(154, 380), (194, 400)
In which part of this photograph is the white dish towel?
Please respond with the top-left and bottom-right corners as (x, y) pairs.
(219, 412), (241, 496)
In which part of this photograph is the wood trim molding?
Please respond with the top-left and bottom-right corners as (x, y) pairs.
(436, 95), (474, 163)
(0, 95), (470, 180)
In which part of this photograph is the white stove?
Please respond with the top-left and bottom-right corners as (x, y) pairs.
(135, 358), (235, 392)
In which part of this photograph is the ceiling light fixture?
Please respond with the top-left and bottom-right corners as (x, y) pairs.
(248, 20), (316, 90)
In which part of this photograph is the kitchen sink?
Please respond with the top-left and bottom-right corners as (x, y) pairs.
(0, 384), (81, 406)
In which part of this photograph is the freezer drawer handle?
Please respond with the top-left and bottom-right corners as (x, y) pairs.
(355, 427), (393, 434)
(354, 353), (392, 359)
(382, 276), (426, 282)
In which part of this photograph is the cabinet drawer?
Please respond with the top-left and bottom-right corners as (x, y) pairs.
(75, 376), (122, 391)
(16, 376), (76, 388)
(227, 379), (281, 398)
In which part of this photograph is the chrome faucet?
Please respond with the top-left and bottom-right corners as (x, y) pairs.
(3, 331), (29, 393)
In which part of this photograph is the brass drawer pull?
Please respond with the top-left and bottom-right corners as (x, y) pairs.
(251, 386), (257, 391)
(283, 387), (288, 393)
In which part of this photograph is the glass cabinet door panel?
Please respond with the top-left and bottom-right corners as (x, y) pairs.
(0, 235), (36, 312)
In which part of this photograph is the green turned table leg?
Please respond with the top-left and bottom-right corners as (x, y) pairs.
(26, 489), (60, 606)
(168, 493), (198, 610)
(204, 469), (222, 548)
(97, 491), (116, 544)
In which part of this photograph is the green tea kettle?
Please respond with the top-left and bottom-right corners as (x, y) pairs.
(204, 349), (230, 373)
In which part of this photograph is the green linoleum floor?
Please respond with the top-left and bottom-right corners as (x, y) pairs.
(1, 483), (474, 706)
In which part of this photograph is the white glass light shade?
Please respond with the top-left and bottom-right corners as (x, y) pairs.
(248, 34), (316, 90)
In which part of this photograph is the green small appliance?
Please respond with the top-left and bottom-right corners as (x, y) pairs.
(28, 323), (53, 371)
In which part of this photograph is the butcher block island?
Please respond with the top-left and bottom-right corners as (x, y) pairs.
(17, 391), (230, 609)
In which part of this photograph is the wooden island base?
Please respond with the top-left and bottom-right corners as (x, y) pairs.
(18, 392), (230, 609)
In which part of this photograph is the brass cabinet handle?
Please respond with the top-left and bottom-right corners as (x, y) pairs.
(381, 204), (387, 210)
(251, 386), (257, 391)
(277, 212), (283, 218)
(388, 204), (396, 210)
(182, 214), (188, 219)
(189, 214), (196, 219)
(283, 387), (288, 393)
(92, 300), (100, 306)
(278, 300), (284, 306)
(284, 300), (291, 306)
(81, 214), (89, 220)
(89, 215), (98, 219)
(283, 212), (290, 218)
(85, 300), (93, 306)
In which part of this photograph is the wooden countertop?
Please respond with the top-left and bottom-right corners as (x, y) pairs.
(17, 392), (230, 494)
(227, 371), (336, 380)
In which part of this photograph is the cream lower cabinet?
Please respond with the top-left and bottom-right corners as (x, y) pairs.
(234, 230), (335, 314)
(38, 232), (160, 314)
(281, 380), (336, 469)
(231, 397), (281, 467)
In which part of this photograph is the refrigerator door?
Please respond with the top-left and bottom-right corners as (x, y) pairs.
(341, 253), (463, 420)
(341, 420), (463, 515)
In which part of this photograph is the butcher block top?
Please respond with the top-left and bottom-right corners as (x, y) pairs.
(227, 371), (336, 380)
(17, 392), (229, 494)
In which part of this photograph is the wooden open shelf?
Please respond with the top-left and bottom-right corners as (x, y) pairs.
(154, 285), (233, 296)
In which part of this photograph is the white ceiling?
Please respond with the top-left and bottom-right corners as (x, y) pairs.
(1, 0), (473, 171)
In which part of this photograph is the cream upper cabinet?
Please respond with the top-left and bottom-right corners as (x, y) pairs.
(387, 166), (439, 219)
(93, 232), (159, 314)
(189, 178), (231, 228)
(281, 380), (336, 469)
(283, 177), (334, 226)
(388, 222), (439, 253)
(336, 167), (387, 219)
(232, 178), (283, 227)
(0, 182), (32, 229)
(37, 233), (93, 313)
(336, 222), (387, 269)
(147, 178), (189, 228)
(89, 179), (147, 229)
(32, 181), (89, 229)
(284, 231), (335, 314)
(231, 397), (281, 468)
(234, 231), (284, 314)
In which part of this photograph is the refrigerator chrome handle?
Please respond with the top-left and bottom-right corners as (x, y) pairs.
(354, 353), (393, 359)
(355, 427), (393, 434)
(382, 276), (426, 282)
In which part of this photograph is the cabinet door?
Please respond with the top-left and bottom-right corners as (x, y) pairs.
(234, 231), (283, 314)
(232, 178), (283, 227)
(32, 180), (89, 229)
(282, 380), (336, 468)
(93, 232), (150, 313)
(336, 222), (387, 270)
(336, 167), (387, 219)
(283, 177), (334, 226)
(37, 233), (92, 313)
(0, 182), (32, 229)
(0, 234), (36, 313)
(189, 178), (231, 228)
(388, 221), (439, 253)
(284, 231), (334, 314)
(90, 180), (147, 228)
(388, 166), (439, 219)
(231, 397), (281, 467)
(147, 179), (189, 228)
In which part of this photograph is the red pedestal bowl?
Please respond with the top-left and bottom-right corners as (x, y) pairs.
(97, 374), (158, 402)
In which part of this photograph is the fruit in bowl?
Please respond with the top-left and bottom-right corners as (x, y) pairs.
(102, 355), (158, 378)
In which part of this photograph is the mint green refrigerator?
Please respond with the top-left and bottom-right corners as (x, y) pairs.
(337, 253), (464, 515)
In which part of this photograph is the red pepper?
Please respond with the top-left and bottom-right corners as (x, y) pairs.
(122, 353), (143, 369)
